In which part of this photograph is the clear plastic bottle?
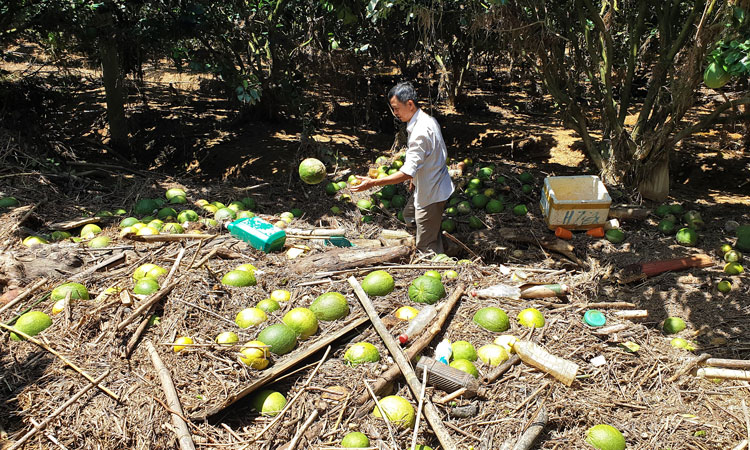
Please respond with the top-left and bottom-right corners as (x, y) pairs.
(434, 339), (452, 365)
(513, 340), (579, 386)
(398, 305), (437, 344)
(470, 284), (522, 299)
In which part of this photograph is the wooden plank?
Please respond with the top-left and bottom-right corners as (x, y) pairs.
(49, 217), (101, 231)
(192, 315), (370, 420)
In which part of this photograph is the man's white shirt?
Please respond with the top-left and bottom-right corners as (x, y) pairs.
(399, 108), (454, 209)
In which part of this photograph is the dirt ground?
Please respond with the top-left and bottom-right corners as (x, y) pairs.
(1, 52), (750, 450)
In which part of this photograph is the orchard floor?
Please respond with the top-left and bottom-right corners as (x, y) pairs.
(1, 52), (750, 449)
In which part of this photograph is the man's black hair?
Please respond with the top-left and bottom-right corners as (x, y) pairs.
(388, 81), (419, 108)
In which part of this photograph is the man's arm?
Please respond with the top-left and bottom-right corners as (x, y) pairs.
(350, 170), (411, 192)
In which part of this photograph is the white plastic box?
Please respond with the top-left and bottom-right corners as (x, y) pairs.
(539, 175), (611, 230)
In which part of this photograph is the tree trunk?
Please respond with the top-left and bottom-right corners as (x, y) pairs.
(98, 9), (129, 156)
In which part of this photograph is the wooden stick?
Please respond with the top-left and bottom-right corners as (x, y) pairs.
(576, 301), (636, 312)
(696, 367), (750, 381)
(13, 202), (42, 232)
(706, 358), (750, 370)
(512, 405), (548, 450)
(196, 316), (369, 420)
(8, 370), (110, 450)
(0, 277), (47, 315)
(145, 340), (195, 450)
(70, 252), (126, 281)
(285, 227), (346, 236)
(365, 379), (398, 449)
(435, 387), (469, 404)
(315, 264), (461, 277)
(281, 408), (319, 450)
(611, 309), (648, 319)
(512, 381), (549, 413)
(0, 322), (118, 400)
(483, 354), (522, 384)
(190, 248), (218, 270)
(442, 230), (482, 262)
(411, 367), (429, 450)
(591, 324), (630, 335)
(29, 418), (69, 450)
(668, 353), (711, 383)
(128, 234), (216, 242)
(349, 276), (457, 450)
(356, 283), (466, 406)
(253, 346), (330, 440)
(116, 281), (178, 331)
(743, 400), (750, 450)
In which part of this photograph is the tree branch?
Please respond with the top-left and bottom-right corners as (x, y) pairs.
(670, 95), (750, 145)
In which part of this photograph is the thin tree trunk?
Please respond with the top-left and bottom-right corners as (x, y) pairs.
(98, 8), (129, 155)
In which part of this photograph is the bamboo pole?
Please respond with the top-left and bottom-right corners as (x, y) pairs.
(348, 276), (457, 450)
(116, 281), (178, 331)
(146, 340), (196, 450)
(696, 367), (750, 381)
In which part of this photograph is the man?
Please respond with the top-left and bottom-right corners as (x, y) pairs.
(352, 82), (454, 254)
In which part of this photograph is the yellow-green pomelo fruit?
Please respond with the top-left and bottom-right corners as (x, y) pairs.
(517, 308), (545, 328)
(256, 298), (280, 314)
(23, 236), (48, 246)
(215, 331), (239, 345)
(222, 270), (256, 287)
(473, 307), (510, 332)
(724, 262), (744, 275)
(477, 344), (509, 366)
(395, 306), (419, 321)
(88, 236), (111, 248)
(717, 280), (732, 293)
(451, 341), (478, 361)
(270, 289), (291, 302)
(240, 340), (270, 369)
(662, 317), (686, 334)
(10, 311), (52, 341)
(51, 282), (89, 301)
(344, 342), (380, 365)
(133, 263), (167, 281)
(310, 292), (349, 321)
(449, 359), (479, 378)
(298, 158), (327, 185)
(235, 307), (267, 328)
(172, 336), (193, 352)
(80, 224), (102, 238)
(283, 307), (318, 339)
(361, 270), (395, 297)
(251, 390), (287, 416)
(340, 431), (369, 448)
(257, 324), (297, 355)
(585, 424), (626, 450)
(372, 395), (415, 429)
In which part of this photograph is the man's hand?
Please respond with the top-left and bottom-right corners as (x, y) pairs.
(350, 176), (377, 192)
(408, 180), (415, 192)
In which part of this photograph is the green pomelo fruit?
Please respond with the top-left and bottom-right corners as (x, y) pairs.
(88, 236), (111, 248)
(517, 308), (545, 328)
(473, 307), (510, 332)
(310, 292), (350, 320)
(341, 431), (369, 448)
(134, 198), (159, 216)
(283, 307), (318, 339)
(519, 172), (533, 183)
(270, 290), (291, 302)
(256, 298), (280, 314)
(655, 205), (671, 217)
(485, 199), (504, 213)
(471, 194), (489, 209)
(228, 201), (246, 212)
(380, 185), (397, 199)
(162, 222), (184, 233)
(451, 341), (477, 361)
(408, 275), (446, 304)
(361, 270), (395, 297)
(202, 218), (218, 227)
(424, 270), (441, 280)
(356, 199), (373, 212)
(222, 270), (257, 287)
(330, 206), (342, 215)
(120, 217), (140, 228)
(736, 225), (750, 251)
(344, 342), (381, 365)
(157, 207), (177, 220)
(724, 250), (742, 263)
(203, 204), (218, 214)
(257, 324), (297, 355)
(325, 182), (337, 196)
(391, 195), (406, 209)
(468, 178), (482, 189)
(242, 197), (257, 210)
(10, 311), (52, 341)
(657, 219), (676, 234)
(290, 208), (303, 218)
(669, 204), (684, 214)
(605, 229), (625, 244)
(0, 197), (20, 208)
(443, 269), (458, 279)
(477, 344), (509, 366)
(372, 396), (415, 429)
(512, 204), (528, 216)
(215, 208), (237, 221)
(477, 166), (493, 180)
(51, 230), (71, 241)
(251, 390), (287, 416)
(235, 307), (267, 328)
(663, 317), (686, 334)
(146, 220), (164, 231)
(444, 207), (458, 217)
(521, 184), (533, 194)
(496, 175), (506, 185)
(51, 282), (89, 301)
(95, 210), (112, 218)
(299, 158), (327, 185)
(133, 278), (160, 295)
(136, 226), (159, 236)
(22, 236), (48, 246)
(456, 201), (472, 215)
(704, 61), (731, 89)
(449, 359), (479, 378)
(724, 262), (744, 275)
(675, 227), (697, 246)
(468, 216), (483, 230)
(240, 340), (270, 369)
(168, 195), (186, 204)
(361, 215), (373, 223)
(585, 424), (626, 450)
(717, 280), (732, 293)
(133, 263), (167, 281)
(670, 337), (695, 350)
